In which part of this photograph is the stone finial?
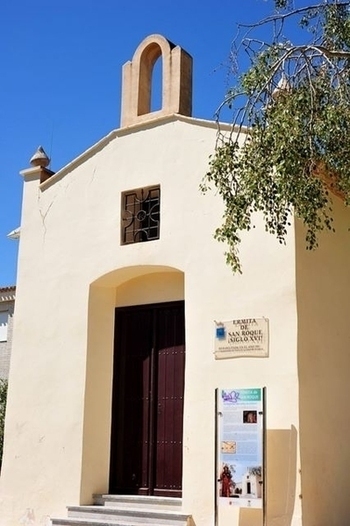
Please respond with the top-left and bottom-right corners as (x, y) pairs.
(21, 145), (54, 184)
(7, 227), (20, 240)
(272, 74), (291, 100)
(121, 34), (193, 127)
(30, 146), (50, 168)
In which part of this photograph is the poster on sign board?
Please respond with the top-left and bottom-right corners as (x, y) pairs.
(216, 388), (264, 509)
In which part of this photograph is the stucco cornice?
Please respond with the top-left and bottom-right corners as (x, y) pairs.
(20, 166), (42, 181)
(39, 114), (240, 191)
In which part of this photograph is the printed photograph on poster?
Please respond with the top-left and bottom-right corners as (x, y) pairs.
(243, 410), (257, 424)
(218, 462), (262, 500)
(221, 441), (236, 454)
(216, 388), (263, 509)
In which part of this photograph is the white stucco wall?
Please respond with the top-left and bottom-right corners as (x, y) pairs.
(0, 288), (15, 380)
(296, 196), (350, 526)
(0, 116), (302, 526)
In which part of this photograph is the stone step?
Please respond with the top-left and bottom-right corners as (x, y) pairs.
(93, 495), (182, 512)
(64, 506), (191, 526)
(52, 519), (171, 526)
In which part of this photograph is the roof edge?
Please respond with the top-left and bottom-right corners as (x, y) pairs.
(0, 286), (16, 302)
(40, 114), (240, 191)
(0, 286), (16, 292)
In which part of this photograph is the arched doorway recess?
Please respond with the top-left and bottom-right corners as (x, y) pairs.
(82, 266), (185, 501)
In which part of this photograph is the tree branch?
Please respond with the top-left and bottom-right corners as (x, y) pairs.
(239, 2), (350, 29)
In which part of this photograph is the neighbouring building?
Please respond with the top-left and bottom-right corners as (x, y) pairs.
(0, 287), (15, 381)
(1, 34), (350, 526)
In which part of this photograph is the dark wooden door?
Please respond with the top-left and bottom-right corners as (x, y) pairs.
(109, 301), (185, 497)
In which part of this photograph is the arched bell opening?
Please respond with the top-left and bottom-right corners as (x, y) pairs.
(138, 42), (164, 116)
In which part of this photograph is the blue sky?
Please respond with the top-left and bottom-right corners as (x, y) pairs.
(0, 0), (302, 286)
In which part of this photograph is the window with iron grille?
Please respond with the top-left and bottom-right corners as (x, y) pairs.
(121, 185), (160, 245)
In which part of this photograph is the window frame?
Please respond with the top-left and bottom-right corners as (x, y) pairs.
(121, 184), (161, 245)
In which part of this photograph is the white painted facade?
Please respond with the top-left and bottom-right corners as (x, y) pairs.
(1, 35), (350, 526)
(0, 287), (15, 380)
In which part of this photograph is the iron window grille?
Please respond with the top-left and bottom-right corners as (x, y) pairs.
(121, 185), (160, 245)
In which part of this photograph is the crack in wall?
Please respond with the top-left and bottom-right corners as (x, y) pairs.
(37, 188), (54, 245)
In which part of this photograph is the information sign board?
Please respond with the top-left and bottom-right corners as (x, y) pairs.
(216, 387), (264, 509)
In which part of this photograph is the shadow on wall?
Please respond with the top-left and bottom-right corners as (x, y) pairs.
(238, 427), (297, 526)
(295, 200), (350, 526)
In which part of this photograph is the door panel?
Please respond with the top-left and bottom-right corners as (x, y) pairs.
(154, 305), (185, 496)
(110, 308), (153, 494)
(109, 301), (185, 497)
